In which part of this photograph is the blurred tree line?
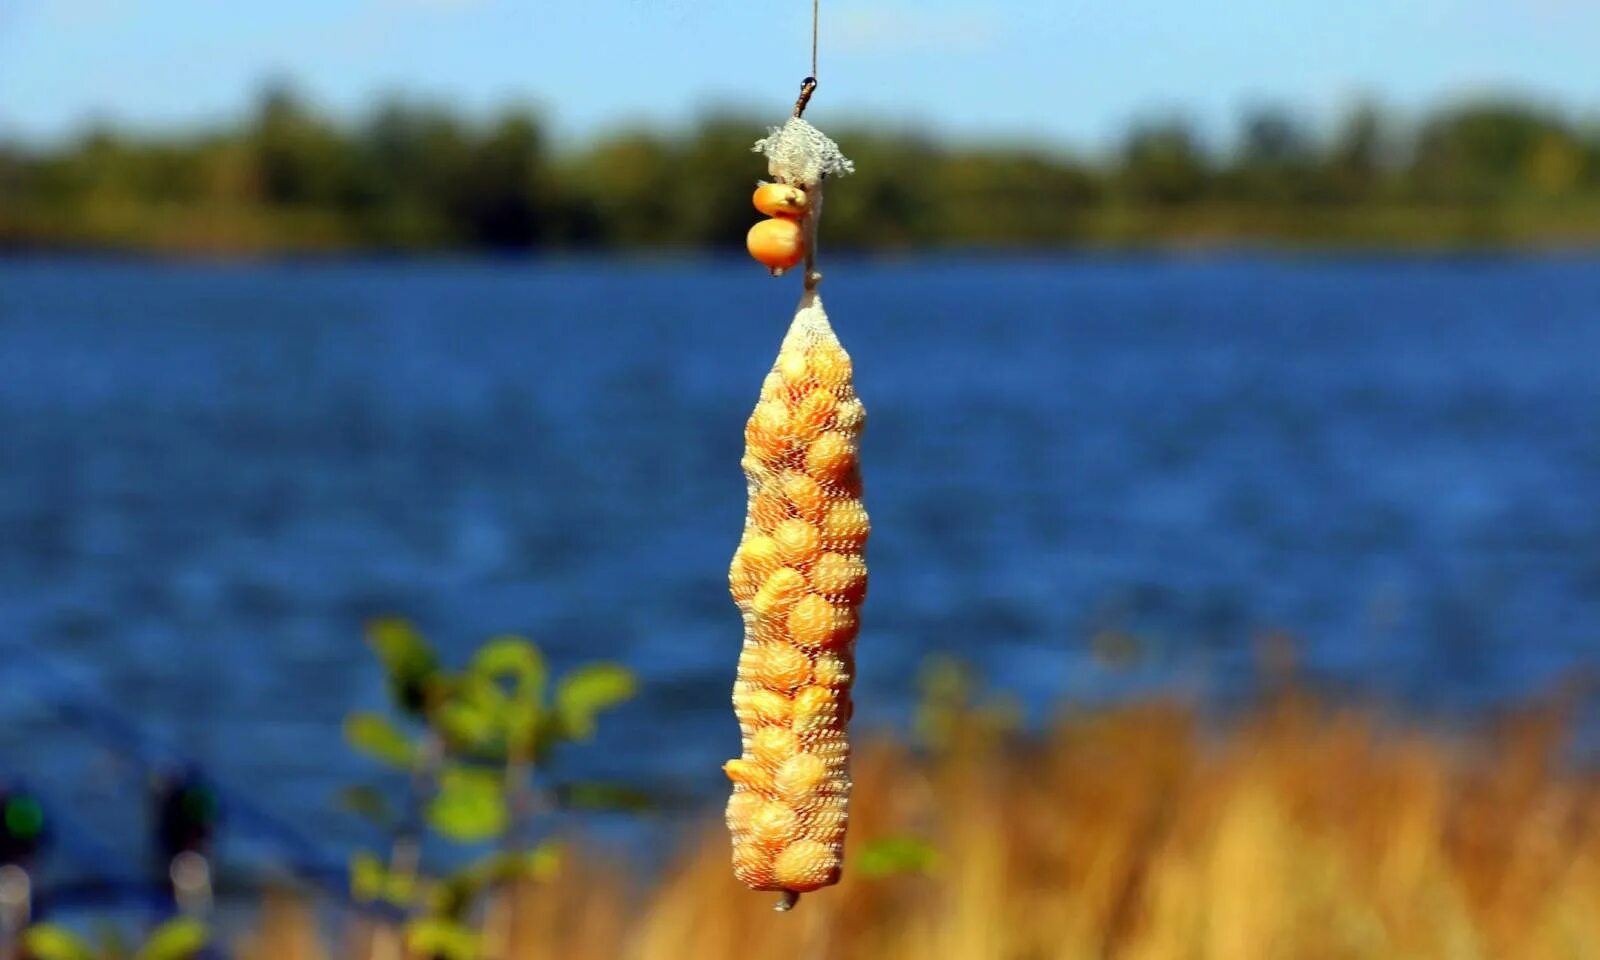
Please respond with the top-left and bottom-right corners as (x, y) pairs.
(1, 84), (1597, 253)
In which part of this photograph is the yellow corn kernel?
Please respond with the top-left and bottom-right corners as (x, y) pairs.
(780, 471), (828, 522)
(734, 686), (793, 727)
(791, 685), (840, 737)
(748, 218), (806, 272)
(820, 498), (870, 551)
(833, 396), (866, 433)
(811, 651), (852, 687)
(773, 839), (841, 892)
(750, 567), (807, 618)
(748, 395), (789, 434)
(740, 453), (771, 485)
(729, 553), (753, 602)
(750, 725), (801, 766)
(738, 535), (782, 580)
(806, 733), (850, 767)
(787, 593), (858, 650)
(778, 349), (812, 391)
(800, 802), (848, 842)
(724, 758), (773, 793)
(804, 431), (857, 485)
(753, 182), (810, 218)
(750, 800), (802, 847)
(736, 643), (763, 682)
(750, 491), (790, 532)
(756, 640), (812, 691)
(771, 517), (821, 568)
(808, 344), (852, 392)
(745, 399), (790, 462)
(726, 789), (763, 832)
(774, 752), (829, 802)
(789, 388), (838, 443)
(752, 614), (792, 645)
(809, 551), (867, 601)
(732, 840), (776, 888)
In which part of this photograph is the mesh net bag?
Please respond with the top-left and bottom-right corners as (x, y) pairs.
(723, 111), (864, 905)
(724, 288), (868, 903)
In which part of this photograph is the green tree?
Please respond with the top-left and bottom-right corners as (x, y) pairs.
(564, 132), (681, 247)
(1323, 102), (1389, 202)
(1120, 119), (1209, 205)
(250, 83), (350, 206)
(1410, 101), (1572, 201)
(1228, 106), (1318, 203)
(450, 110), (551, 249)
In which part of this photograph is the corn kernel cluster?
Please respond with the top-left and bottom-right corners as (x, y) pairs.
(725, 293), (867, 897)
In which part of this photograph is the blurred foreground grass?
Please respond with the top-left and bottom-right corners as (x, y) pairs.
(243, 690), (1598, 960)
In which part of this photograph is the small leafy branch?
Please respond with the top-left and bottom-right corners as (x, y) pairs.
(339, 619), (638, 960)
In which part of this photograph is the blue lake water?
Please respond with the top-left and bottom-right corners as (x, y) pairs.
(0, 255), (1596, 892)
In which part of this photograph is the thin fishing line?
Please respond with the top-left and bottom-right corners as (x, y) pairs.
(811, 0), (819, 79)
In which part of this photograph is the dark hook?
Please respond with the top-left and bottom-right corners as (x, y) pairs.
(793, 77), (818, 118)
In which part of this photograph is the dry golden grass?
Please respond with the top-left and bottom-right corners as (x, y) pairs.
(250, 693), (1600, 960)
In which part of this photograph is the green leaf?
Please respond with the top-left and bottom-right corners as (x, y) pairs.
(856, 836), (940, 878)
(367, 617), (434, 671)
(137, 918), (209, 960)
(384, 868), (417, 907)
(428, 766), (507, 843)
(22, 925), (96, 960)
(336, 784), (397, 828)
(471, 636), (546, 747)
(349, 850), (418, 907)
(344, 711), (417, 768)
(914, 657), (967, 742)
(438, 697), (499, 753)
(553, 780), (655, 813)
(472, 636), (546, 699)
(454, 844), (566, 902)
(428, 867), (481, 920)
(366, 618), (439, 715)
(350, 851), (386, 902)
(522, 839), (563, 880)
(405, 918), (482, 960)
(554, 663), (636, 741)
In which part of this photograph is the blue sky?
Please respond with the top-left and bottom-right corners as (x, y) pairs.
(1, 0), (1595, 150)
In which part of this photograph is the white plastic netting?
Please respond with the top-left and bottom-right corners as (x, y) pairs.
(754, 117), (855, 187)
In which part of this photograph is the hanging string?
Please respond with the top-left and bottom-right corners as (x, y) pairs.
(812, 0), (819, 79)
(793, 1), (822, 346)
